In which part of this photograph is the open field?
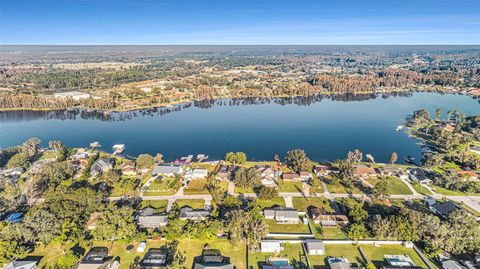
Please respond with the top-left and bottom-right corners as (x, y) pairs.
(308, 244), (365, 268)
(292, 197), (335, 213)
(366, 176), (413, 195)
(184, 179), (210, 195)
(265, 219), (311, 234)
(175, 199), (205, 209)
(256, 197), (285, 209)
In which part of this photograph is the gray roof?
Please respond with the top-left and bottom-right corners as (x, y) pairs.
(90, 158), (114, 175)
(4, 260), (38, 269)
(137, 215), (168, 228)
(152, 164), (182, 175)
(179, 206), (210, 220)
(140, 249), (167, 268)
(330, 262), (351, 269)
(432, 201), (458, 217)
(194, 264), (233, 269)
(262, 266), (294, 269)
(268, 207), (298, 219)
(442, 260), (467, 269)
(305, 240), (325, 251)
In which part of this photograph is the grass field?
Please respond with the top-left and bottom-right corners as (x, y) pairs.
(366, 176), (413, 195)
(248, 243), (307, 269)
(308, 244), (364, 267)
(311, 222), (348, 239)
(184, 179), (210, 195)
(411, 182), (433, 195)
(265, 219), (311, 234)
(256, 197), (285, 209)
(175, 199), (205, 209)
(361, 244), (428, 269)
(278, 181), (304, 193)
(292, 197), (335, 213)
(178, 239), (246, 269)
(140, 200), (168, 212)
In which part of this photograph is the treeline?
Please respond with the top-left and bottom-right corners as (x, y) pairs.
(0, 94), (116, 110)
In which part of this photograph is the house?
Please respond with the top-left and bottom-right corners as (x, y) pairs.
(256, 166), (277, 187)
(282, 173), (301, 182)
(184, 168), (208, 180)
(441, 123), (455, 132)
(384, 255), (415, 267)
(263, 257), (293, 269)
(90, 158), (115, 177)
(193, 249), (233, 269)
(216, 165), (238, 181)
(4, 260), (38, 269)
(299, 171), (312, 181)
(151, 164), (183, 177)
(179, 206), (210, 221)
(305, 240), (325, 255)
(72, 151), (90, 160)
(309, 207), (349, 227)
(77, 247), (111, 269)
(458, 170), (479, 181)
(408, 168), (432, 184)
(470, 145), (480, 154)
(137, 206), (168, 229)
(354, 165), (377, 178)
(261, 240), (282, 253)
(263, 207), (298, 224)
(328, 257), (351, 269)
(429, 201), (459, 219)
(442, 260), (467, 269)
(139, 248), (166, 269)
(54, 91), (91, 101)
(121, 161), (137, 176)
(314, 165), (330, 177)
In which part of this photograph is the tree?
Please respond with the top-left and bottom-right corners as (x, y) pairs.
(56, 250), (80, 269)
(22, 137), (41, 158)
(347, 202), (368, 223)
(137, 154), (154, 168)
(6, 152), (30, 169)
(348, 223), (368, 241)
(412, 109), (430, 125)
(234, 167), (260, 189)
(92, 205), (136, 241)
(162, 240), (187, 269)
(389, 152), (398, 164)
(257, 186), (278, 200)
(225, 152), (247, 165)
(435, 108), (442, 121)
(371, 179), (389, 200)
(444, 210), (480, 255)
(336, 159), (354, 181)
(154, 153), (164, 163)
(225, 207), (268, 252)
(285, 149), (311, 172)
(20, 208), (62, 244)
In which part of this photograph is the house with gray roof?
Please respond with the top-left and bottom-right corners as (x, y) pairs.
(263, 207), (298, 224)
(140, 248), (167, 269)
(137, 206), (168, 229)
(305, 240), (325, 255)
(179, 206), (210, 221)
(152, 164), (183, 176)
(430, 201), (459, 219)
(90, 158), (114, 177)
(193, 249), (233, 269)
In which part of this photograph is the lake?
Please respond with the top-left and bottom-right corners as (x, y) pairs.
(0, 92), (479, 163)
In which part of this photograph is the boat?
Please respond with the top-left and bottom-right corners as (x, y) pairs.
(89, 141), (101, 149)
(396, 125), (404, 131)
(404, 155), (415, 164)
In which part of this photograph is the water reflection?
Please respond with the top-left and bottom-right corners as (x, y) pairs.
(0, 92), (417, 122)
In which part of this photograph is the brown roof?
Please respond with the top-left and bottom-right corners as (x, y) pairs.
(282, 173), (300, 180)
(354, 165), (376, 175)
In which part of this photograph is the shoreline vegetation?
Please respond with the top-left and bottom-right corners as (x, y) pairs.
(0, 87), (478, 113)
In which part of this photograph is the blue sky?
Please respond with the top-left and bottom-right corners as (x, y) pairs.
(1, 0), (479, 45)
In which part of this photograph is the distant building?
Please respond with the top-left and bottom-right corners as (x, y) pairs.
(193, 249), (233, 269)
(184, 168), (208, 180)
(313, 165), (330, 177)
(408, 168), (432, 184)
(179, 206), (210, 221)
(4, 260), (38, 269)
(305, 240), (325, 255)
(263, 207), (298, 224)
(327, 257), (351, 269)
(90, 158), (115, 177)
(299, 171), (312, 181)
(309, 207), (349, 228)
(152, 164), (183, 176)
(256, 166), (277, 187)
(442, 260), (467, 269)
(216, 165), (238, 181)
(121, 161), (137, 176)
(260, 240), (282, 253)
(282, 173), (301, 182)
(54, 91), (91, 101)
(354, 165), (377, 178)
(137, 206), (168, 229)
(429, 200), (459, 219)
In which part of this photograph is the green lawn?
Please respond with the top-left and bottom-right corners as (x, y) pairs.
(366, 176), (413, 195)
(361, 244), (429, 269)
(310, 221), (348, 239)
(248, 243), (307, 269)
(256, 197), (285, 209)
(178, 239), (246, 269)
(430, 185), (466, 196)
(324, 178), (362, 194)
(278, 181), (304, 193)
(144, 176), (180, 195)
(265, 219), (311, 234)
(175, 199), (205, 209)
(140, 200), (168, 212)
(189, 162), (217, 172)
(184, 179), (210, 195)
(308, 244), (364, 268)
(411, 182), (432, 195)
(292, 197), (335, 213)
(235, 186), (255, 194)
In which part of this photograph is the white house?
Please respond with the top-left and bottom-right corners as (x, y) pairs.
(184, 168), (208, 180)
(261, 240), (282, 253)
(53, 91), (91, 101)
(152, 164), (183, 176)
